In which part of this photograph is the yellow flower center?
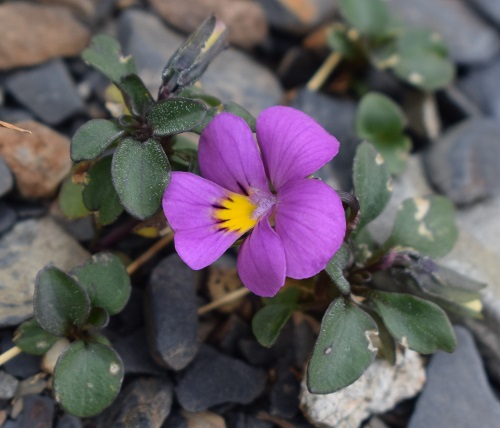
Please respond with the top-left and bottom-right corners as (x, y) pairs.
(213, 193), (258, 234)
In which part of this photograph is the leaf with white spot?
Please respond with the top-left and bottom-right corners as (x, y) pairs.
(384, 196), (458, 258)
(14, 319), (59, 356)
(53, 340), (124, 417)
(307, 297), (377, 394)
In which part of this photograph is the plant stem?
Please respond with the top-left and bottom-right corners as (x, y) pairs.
(306, 51), (342, 92)
(0, 346), (22, 367)
(126, 229), (173, 275)
(198, 287), (250, 315)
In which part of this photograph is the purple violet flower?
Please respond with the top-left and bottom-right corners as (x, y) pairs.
(163, 106), (346, 297)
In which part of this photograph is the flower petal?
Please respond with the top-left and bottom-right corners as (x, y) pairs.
(237, 215), (286, 297)
(199, 112), (269, 194)
(163, 172), (241, 270)
(256, 106), (340, 189)
(275, 179), (346, 279)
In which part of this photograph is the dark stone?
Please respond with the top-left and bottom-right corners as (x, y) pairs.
(5, 59), (85, 125)
(437, 86), (483, 123)
(0, 371), (18, 400)
(15, 202), (48, 220)
(291, 88), (358, 189)
(145, 254), (199, 371)
(0, 157), (13, 198)
(53, 215), (95, 242)
(97, 377), (174, 428)
(386, 0), (500, 65)
(17, 395), (55, 428)
(465, 0), (500, 28)
(293, 317), (316, 369)
(232, 413), (273, 428)
(56, 414), (82, 428)
(112, 329), (164, 376)
(424, 118), (500, 205)
(176, 345), (267, 412)
(117, 287), (145, 333)
(0, 107), (34, 123)
(238, 338), (276, 366)
(162, 410), (187, 428)
(0, 203), (17, 236)
(270, 359), (300, 419)
(408, 326), (500, 428)
(218, 314), (251, 355)
(458, 57), (500, 120)
(1, 336), (40, 379)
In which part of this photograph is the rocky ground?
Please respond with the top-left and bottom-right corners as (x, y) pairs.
(1, 0), (500, 427)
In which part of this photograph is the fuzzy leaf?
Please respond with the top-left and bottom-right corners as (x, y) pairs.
(325, 244), (351, 295)
(118, 75), (154, 118)
(307, 298), (377, 393)
(53, 340), (124, 417)
(112, 137), (171, 219)
(34, 267), (90, 337)
(252, 304), (294, 348)
(338, 0), (390, 37)
(13, 319), (59, 356)
(71, 119), (124, 162)
(58, 177), (90, 220)
(86, 307), (110, 329)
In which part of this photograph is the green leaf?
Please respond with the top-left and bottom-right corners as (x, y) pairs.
(327, 25), (360, 59)
(370, 135), (412, 175)
(34, 266), (90, 337)
(13, 319), (59, 356)
(112, 137), (171, 219)
(71, 119), (124, 162)
(352, 227), (379, 265)
(397, 28), (448, 56)
(252, 304), (295, 348)
(81, 35), (136, 84)
(353, 142), (392, 231)
(82, 156), (123, 226)
(366, 291), (456, 353)
(58, 177), (90, 220)
(71, 252), (131, 316)
(307, 298), (377, 393)
(146, 98), (207, 137)
(117, 75), (154, 118)
(356, 93), (406, 141)
(338, 0), (390, 37)
(86, 307), (110, 329)
(325, 244), (351, 295)
(53, 340), (124, 417)
(223, 102), (256, 132)
(385, 196), (458, 257)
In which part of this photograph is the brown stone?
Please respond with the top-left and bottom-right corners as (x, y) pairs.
(0, 2), (90, 70)
(148, 0), (268, 48)
(0, 121), (72, 198)
(32, 0), (95, 18)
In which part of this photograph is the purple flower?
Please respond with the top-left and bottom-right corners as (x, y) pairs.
(163, 106), (346, 297)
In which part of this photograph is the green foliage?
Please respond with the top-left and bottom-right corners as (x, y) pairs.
(353, 142), (392, 231)
(356, 93), (411, 174)
(58, 177), (90, 220)
(53, 340), (124, 417)
(34, 267), (90, 337)
(112, 138), (171, 220)
(71, 252), (131, 316)
(82, 156), (123, 226)
(71, 119), (124, 162)
(308, 298), (377, 393)
(338, 0), (390, 37)
(118, 75), (154, 118)
(366, 291), (456, 353)
(385, 196), (458, 257)
(86, 307), (110, 329)
(325, 243), (351, 295)
(13, 319), (59, 356)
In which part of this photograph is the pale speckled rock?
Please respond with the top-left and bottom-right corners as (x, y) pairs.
(182, 410), (226, 428)
(386, 0), (500, 65)
(0, 2), (90, 70)
(0, 120), (72, 198)
(148, 0), (268, 49)
(300, 350), (425, 428)
(0, 217), (89, 327)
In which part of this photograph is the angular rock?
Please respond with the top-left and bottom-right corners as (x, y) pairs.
(465, 0), (500, 28)
(0, 371), (19, 400)
(0, 203), (17, 236)
(56, 414), (83, 428)
(182, 411), (226, 428)
(231, 413), (273, 428)
(291, 88), (358, 189)
(145, 254), (199, 371)
(176, 345), (267, 412)
(96, 377), (174, 428)
(6, 59), (85, 125)
(148, 0), (268, 49)
(16, 395), (55, 428)
(424, 119), (500, 205)
(0, 217), (89, 326)
(458, 57), (500, 120)
(0, 2), (90, 70)
(270, 360), (300, 419)
(16, 374), (48, 397)
(257, 0), (337, 34)
(0, 156), (13, 198)
(386, 0), (500, 65)
(0, 120), (72, 198)
(408, 326), (500, 428)
(118, 10), (282, 116)
(300, 350), (425, 428)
